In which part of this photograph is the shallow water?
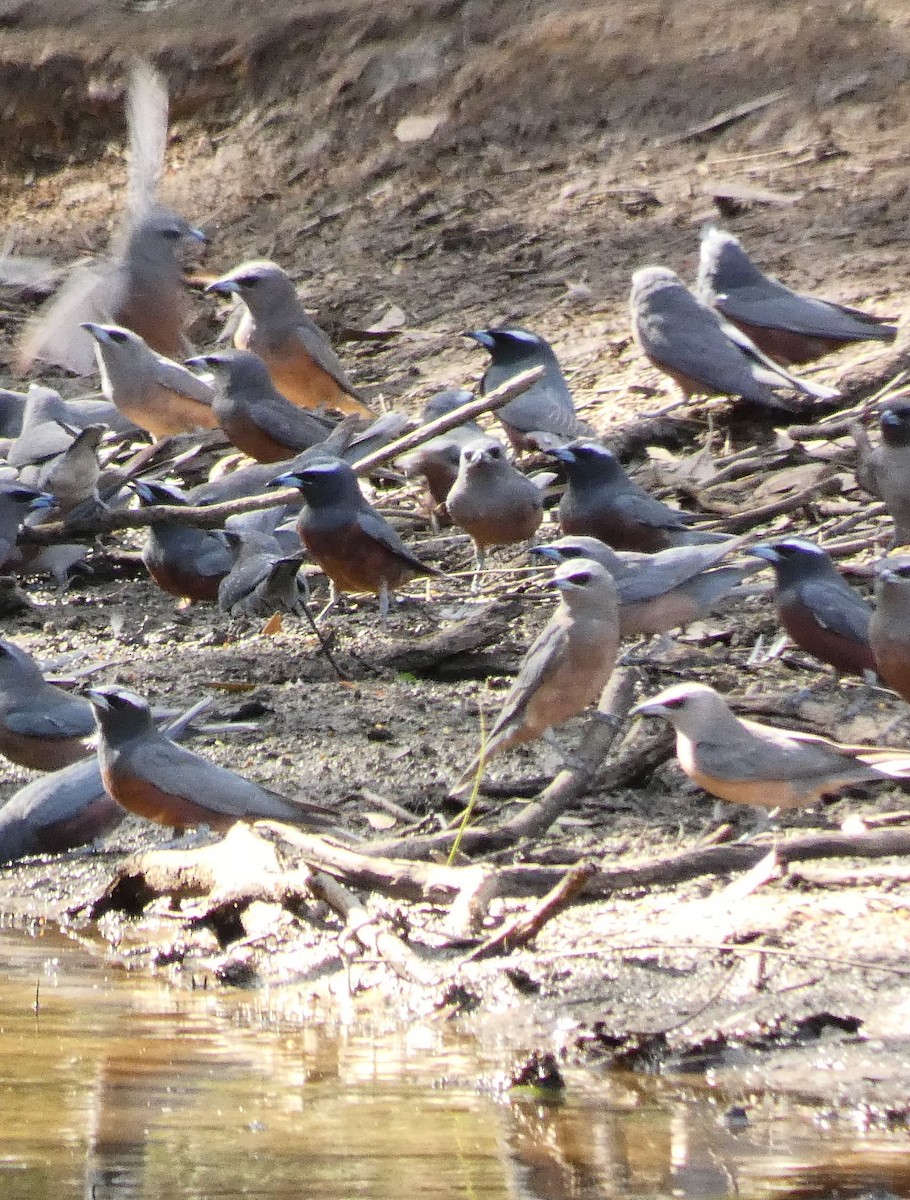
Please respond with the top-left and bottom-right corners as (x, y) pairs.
(0, 927), (908, 1200)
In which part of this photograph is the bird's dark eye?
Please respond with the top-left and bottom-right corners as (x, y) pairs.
(489, 447), (502, 459)
(110, 330), (128, 344)
(571, 571), (592, 585)
(895, 565), (910, 579)
(663, 697), (686, 709)
(238, 275), (259, 288)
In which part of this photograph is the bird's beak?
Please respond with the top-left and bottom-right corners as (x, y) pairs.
(464, 330), (494, 349)
(80, 322), (108, 342)
(629, 699), (663, 718)
(86, 689), (110, 712)
(531, 546), (564, 562)
(547, 446), (576, 464)
(269, 472), (300, 489)
(187, 227), (207, 244)
(28, 493), (56, 511)
(185, 355), (213, 370)
(206, 278), (240, 297)
(750, 544), (780, 565)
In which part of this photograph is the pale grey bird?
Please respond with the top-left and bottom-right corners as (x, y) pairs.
(82, 323), (216, 438)
(18, 62), (205, 375)
(632, 682), (910, 810)
(445, 437), (544, 578)
(450, 558), (620, 796)
(206, 261), (372, 415)
(630, 266), (840, 411)
(532, 534), (753, 637)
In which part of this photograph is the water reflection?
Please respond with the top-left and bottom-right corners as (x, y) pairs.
(0, 928), (906, 1199)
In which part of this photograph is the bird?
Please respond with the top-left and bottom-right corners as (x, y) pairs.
(445, 437), (544, 577)
(751, 539), (875, 676)
(218, 534), (308, 619)
(0, 754), (124, 864)
(630, 266), (840, 411)
(82, 323), (217, 438)
(89, 685), (341, 833)
(697, 226), (897, 365)
(186, 412), (408, 507)
(870, 557), (910, 703)
(0, 482), (54, 571)
(549, 440), (727, 552)
(6, 385), (134, 469)
(450, 558), (620, 797)
(466, 327), (585, 451)
(0, 638), (95, 771)
(205, 261), (372, 416)
(397, 388), (484, 514)
(186, 348), (334, 461)
(272, 458), (440, 618)
(23, 424), (105, 516)
(854, 403), (910, 546)
(532, 534), (752, 637)
(0, 699), (248, 863)
(129, 479), (233, 602)
(18, 62), (204, 374)
(631, 681), (910, 810)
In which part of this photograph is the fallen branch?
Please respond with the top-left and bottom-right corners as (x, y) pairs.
(673, 88), (792, 143)
(462, 862), (597, 961)
(377, 599), (520, 672)
(308, 869), (435, 983)
(495, 825), (910, 898)
(707, 477), (840, 528)
(258, 823), (499, 920)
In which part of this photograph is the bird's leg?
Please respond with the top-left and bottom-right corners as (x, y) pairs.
(315, 581), (339, 623)
(725, 803), (780, 842)
(470, 543), (486, 594)
(378, 579), (390, 621)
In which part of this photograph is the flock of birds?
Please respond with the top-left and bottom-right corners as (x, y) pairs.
(0, 62), (907, 866)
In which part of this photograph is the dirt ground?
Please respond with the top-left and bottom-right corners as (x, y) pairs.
(1, 0), (910, 1112)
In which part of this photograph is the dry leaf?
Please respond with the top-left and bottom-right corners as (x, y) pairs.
(362, 811), (398, 831)
(394, 112), (446, 143)
(260, 612), (283, 636)
(367, 304), (407, 332)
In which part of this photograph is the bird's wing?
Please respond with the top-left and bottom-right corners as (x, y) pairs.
(295, 315), (366, 400)
(489, 617), (572, 739)
(248, 395), (331, 449)
(617, 540), (743, 602)
(694, 722), (866, 783)
(152, 356), (215, 404)
(717, 282), (896, 340)
(6, 699), (93, 740)
(354, 508), (441, 576)
(796, 578), (872, 643)
(613, 485), (691, 531)
(17, 262), (116, 375)
(720, 320), (839, 400)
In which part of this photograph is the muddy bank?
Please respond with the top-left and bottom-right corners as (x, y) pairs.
(0, 0), (910, 1115)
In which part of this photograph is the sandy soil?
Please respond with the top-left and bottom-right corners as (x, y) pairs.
(0, 0), (910, 1112)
